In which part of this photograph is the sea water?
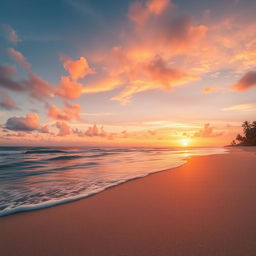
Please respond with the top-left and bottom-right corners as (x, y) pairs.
(0, 146), (228, 216)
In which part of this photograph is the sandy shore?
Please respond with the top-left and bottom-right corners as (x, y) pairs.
(1, 148), (256, 256)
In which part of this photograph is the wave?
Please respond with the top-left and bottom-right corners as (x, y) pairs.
(0, 147), (229, 217)
(0, 160), (41, 170)
(25, 149), (67, 154)
(0, 188), (104, 217)
(50, 162), (99, 171)
(47, 152), (117, 161)
(48, 155), (84, 161)
(0, 164), (185, 217)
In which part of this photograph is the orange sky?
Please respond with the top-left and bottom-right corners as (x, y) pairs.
(1, 0), (256, 147)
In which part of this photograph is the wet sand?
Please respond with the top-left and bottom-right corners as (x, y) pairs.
(1, 147), (256, 256)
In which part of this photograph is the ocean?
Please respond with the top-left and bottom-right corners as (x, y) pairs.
(0, 146), (228, 216)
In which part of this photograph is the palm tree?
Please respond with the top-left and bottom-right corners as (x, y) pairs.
(236, 133), (244, 143)
(231, 140), (236, 146)
(251, 121), (256, 144)
(232, 121), (256, 146)
(242, 121), (251, 138)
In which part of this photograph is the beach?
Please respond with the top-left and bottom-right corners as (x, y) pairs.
(1, 147), (256, 256)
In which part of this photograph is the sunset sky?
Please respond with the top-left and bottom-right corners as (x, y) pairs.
(1, 0), (256, 147)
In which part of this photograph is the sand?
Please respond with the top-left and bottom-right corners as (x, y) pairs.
(1, 147), (256, 256)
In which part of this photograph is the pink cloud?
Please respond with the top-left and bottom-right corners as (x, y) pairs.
(57, 76), (84, 99)
(144, 56), (197, 89)
(85, 125), (107, 137)
(1, 53), (93, 101)
(232, 71), (256, 91)
(0, 3), (210, 105)
(5, 113), (40, 131)
(111, 81), (152, 103)
(85, 7), (206, 102)
(0, 65), (24, 91)
(111, 57), (198, 103)
(56, 56), (95, 99)
(83, 76), (123, 94)
(73, 125), (109, 138)
(39, 125), (49, 133)
(0, 90), (18, 110)
(61, 56), (94, 80)
(56, 121), (71, 136)
(147, 0), (170, 15)
(7, 48), (31, 69)
(194, 123), (223, 137)
(129, 0), (171, 25)
(0, 65), (54, 100)
(47, 103), (81, 121)
(2, 0), (256, 112)
(23, 72), (54, 100)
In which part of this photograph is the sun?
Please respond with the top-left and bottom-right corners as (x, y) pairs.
(180, 138), (190, 147)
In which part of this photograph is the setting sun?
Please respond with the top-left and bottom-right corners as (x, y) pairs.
(180, 138), (190, 147)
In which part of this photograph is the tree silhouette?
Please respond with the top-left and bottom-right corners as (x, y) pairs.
(232, 121), (256, 146)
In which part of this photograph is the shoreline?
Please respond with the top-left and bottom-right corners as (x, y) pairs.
(0, 147), (227, 217)
(1, 147), (256, 255)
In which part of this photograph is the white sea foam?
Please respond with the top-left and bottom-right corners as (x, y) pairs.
(0, 147), (228, 216)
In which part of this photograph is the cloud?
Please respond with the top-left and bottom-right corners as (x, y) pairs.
(233, 49), (256, 69)
(7, 48), (31, 69)
(85, 6), (206, 102)
(61, 56), (94, 80)
(39, 125), (49, 133)
(5, 113), (40, 131)
(126, 14), (207, 59)
(1, 24), (21, 44)
(0, 91), (18, 110)
(0, 65), (24, 91)
(47, 103), (81, 121)
(2, 51), (91, 101)
(0, 2), (208, 105)
(23, 72), (54, 100)
(85, 125), (107, 137)
(56, 121), (71, 136)
(144, 56), (197, 89)
(111, 80), (152, 103)
(82, 76), (123, 94)
(56, 56), (95, 99)
(221, 103), (256, 112)
(129, 0), (171, 25)
(1, 48), (53, 101)
(154, 16), (208, 56)
(57, 76), (84, 99)
(232, 71), (256, 91)
(203, 86), (218, 94)
(111, 57), (198, 103)
(146, 0), (170, 15)
(0, 65), (54, 100)
(194, 123), (223, 137)
(73, 124), (108, 138)
(2, 0), (256, 112)
(1, 53), (92, 102)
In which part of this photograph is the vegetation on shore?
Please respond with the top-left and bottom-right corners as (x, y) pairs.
(231, 121), (256, 146)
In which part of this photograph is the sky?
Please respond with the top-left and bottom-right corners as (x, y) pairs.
(0, 0), (256, 147)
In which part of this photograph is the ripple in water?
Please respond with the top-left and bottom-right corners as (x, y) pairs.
(0, 146), (228, 216)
